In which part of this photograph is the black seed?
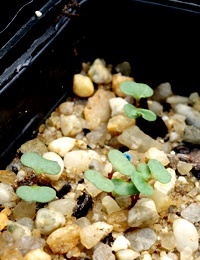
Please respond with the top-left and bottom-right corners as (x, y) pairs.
(119, 146), (129, 153)
(191, 168), (200, 179)
(78, 179), (84, 184)
(12, 165), (19, 174)
(56, 183), (71, 199)
(102, 233), (114, 246)
(136, 116), (168, 139)
(72, 192), (93, 219)
(83, 128), (90, 135)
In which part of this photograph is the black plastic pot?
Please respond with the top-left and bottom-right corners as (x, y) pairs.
(0, 0), (200, 168)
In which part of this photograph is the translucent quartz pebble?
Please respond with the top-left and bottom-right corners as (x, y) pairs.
(125, 228), (157, 252)
(16, 217), (34, 231)
(7, 220), (31, 240)
(88, 58), (112, 84)
(173, 218), (199, 253)
(128, 206), (159, 228)
(102, 195), (121, 214)
(0, 182), (17, 204)
(181, 203), (200, 223)
(48, 198), (77, 216)
(80, 221), (113, 249)
(174, 104), (200, 129)
(118, 125), (163, 152)
(93, 242), (115, 260)
(35, 208), (66, 235)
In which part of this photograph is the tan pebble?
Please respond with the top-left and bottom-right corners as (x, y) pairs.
(88, 58), (112, 84)
(107, 115), (135, 135)
(24, 248), (51, 260)
(112, 73), (133, 97)
(80, 221), (113, 249)
(73, 74), (94, 97)
(0, 211), (9, 231)
(107, 209), (129, 232)
(177, 161), (193, 175)
(102, 195), (121, 214)
(60, 114), (82, 137)
(144, 147), (169, 166)
(84, 88), (115, 130)
(46, 224), (81, 254)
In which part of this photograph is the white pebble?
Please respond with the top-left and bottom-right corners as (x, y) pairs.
(173, 218), (199, 253)
(43, 151), (64, 181)
(64, 150), (101, 172)
(48, 137), (76, 157)
(35, 11), (42, 18)
(116, 249), (140, 260)
(24, 248), (51, 260)
(35, 208), (66, 235)
(0, 183), (17, 204)
(109, 97), (128, 117)
(48, 198), (76, 216)
(111, 235), (130, 251)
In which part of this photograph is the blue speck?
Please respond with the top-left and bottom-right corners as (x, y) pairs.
(124, 152), (131, 161)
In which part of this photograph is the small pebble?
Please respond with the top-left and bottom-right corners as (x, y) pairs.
(80, 221), (113, 249)
(173, 218), (199, 253)
(64, 150), (101, 172)
(116, 249), (140, 260)
(35, 208), (66, 235)
(111, 235), (130, 251)
(48, 137), (76, 157)
(73, 74), (94, 97)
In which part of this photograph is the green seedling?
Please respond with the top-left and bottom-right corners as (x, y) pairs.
(16, 152), (61, 203)
(20, 152), (61, 175)
(16, 185), (56, 203)
(84, 149), (171, 196)
(120, 81), (157, 121)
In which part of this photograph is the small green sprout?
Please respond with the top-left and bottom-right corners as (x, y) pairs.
(16, 186), (56, 203)
(84, 149), (171, 197)
(16, 152), (61, 203)
(120, 81), (157, 121)
(20, 152), (61, 175)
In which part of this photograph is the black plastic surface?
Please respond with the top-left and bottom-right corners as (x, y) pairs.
(0, 0), (200, 168)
